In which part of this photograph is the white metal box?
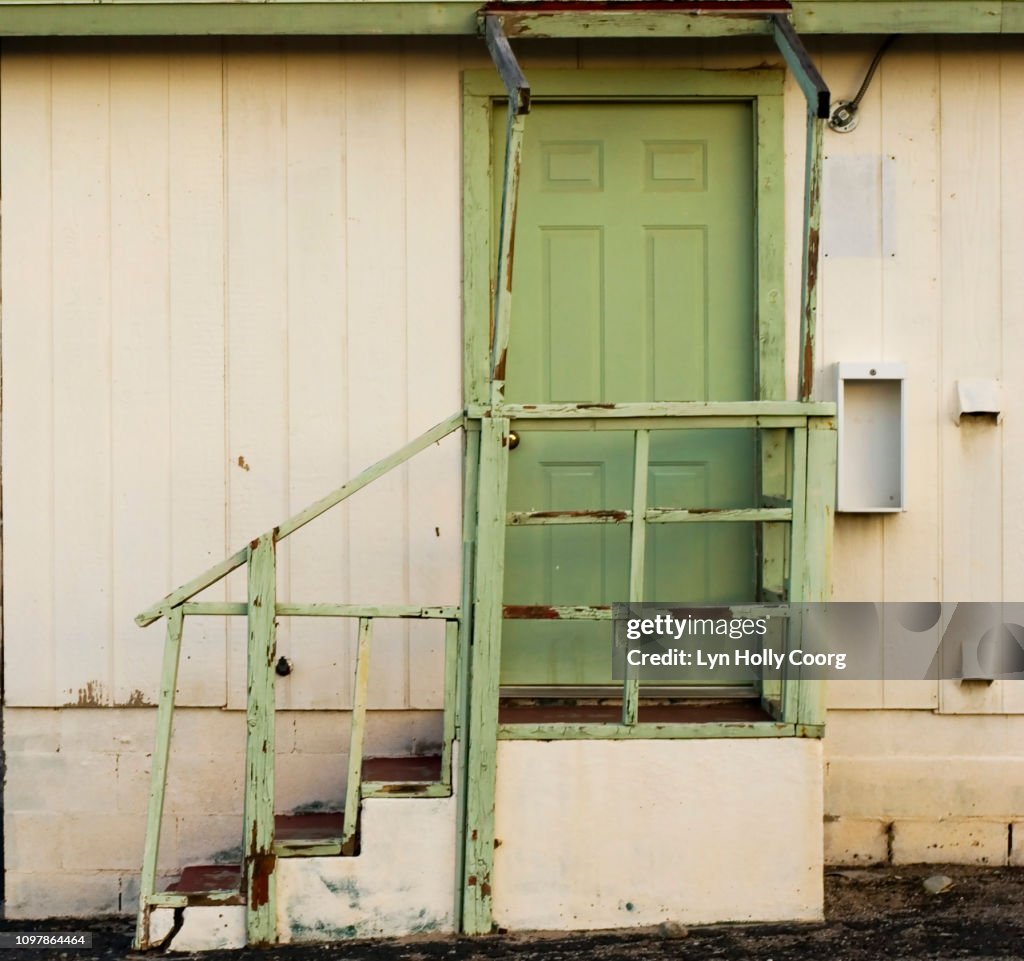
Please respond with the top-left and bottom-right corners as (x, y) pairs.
(835, 362), (906, 513)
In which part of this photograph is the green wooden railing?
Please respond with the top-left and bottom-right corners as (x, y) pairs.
(133, 411), (465, 950)
(460, 400), (837, 933)
(133, 400), (836, 948)
(477, 401), (838, 732)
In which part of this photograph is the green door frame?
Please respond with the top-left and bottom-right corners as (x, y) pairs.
(459, 68), (788, 935)
(462, 68), (787, 410)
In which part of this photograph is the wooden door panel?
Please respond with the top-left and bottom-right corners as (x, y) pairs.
(497, 101), (756, 687)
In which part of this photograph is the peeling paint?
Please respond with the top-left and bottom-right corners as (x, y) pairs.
(502, 606), (561, 620)
(502, 605), (610, 620)
(515, 509), (628, 522)
(493, 347), (508, 383)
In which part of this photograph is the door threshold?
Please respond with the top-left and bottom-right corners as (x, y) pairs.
(499, 685), (758, 699)
(498, 699), (771, 725)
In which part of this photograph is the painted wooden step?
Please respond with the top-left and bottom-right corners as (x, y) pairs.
(275, 812), (347, 857)
(362, 753), (442, 793)
(162, 755), (447, 897)
(150, 792), (458, 949)
(163, 864), (245, 904)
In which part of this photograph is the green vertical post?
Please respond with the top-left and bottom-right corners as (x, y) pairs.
(134, 605), (184, 950)
(454, 421), (480, 932)
(484, 15), (530, 406)
(799, 109), (824, 401)
(462, 417), (510, 934)
(623, 429), (650, 726)
(797, 419), (837, 727)
(441, 618), (459, 792)
(342, 617), (372, 855)
(771, 14), (828, 403)
(783, 428), (808, 724)
(243, 533), (277, 946)
(759, 427), (789, 711)
(489, 106), (527, 406)
(759, 428), (789, 595)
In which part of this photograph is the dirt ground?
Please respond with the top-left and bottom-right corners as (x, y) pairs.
(2, 865), (1022, 961)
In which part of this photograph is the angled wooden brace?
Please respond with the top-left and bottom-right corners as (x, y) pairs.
(772, 14), (830, 401)
(484, 14), (531, 404)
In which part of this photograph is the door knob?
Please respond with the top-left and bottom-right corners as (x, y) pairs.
(508, 430), (521, 450)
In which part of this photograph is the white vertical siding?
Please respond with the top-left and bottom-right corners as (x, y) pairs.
(2, 48), (56, 706)
(344, 43), (410, 711)
(818, 41), (888, 710)
(404, 42), (464, 709)
(999, 48), (1024, 715)
(936, 41), (1004, 714)
(50, 50), (115, 708)
(167, 44), (230, 707)
(1, 39), (464, 708)
(223, 44), (291, 712)
(2, 37), (1022, 715)
(819, 38), (1024, 713)
(876, 40), (941, 711)
(281, 41), (349, 712)
(109, 50), (172, 707)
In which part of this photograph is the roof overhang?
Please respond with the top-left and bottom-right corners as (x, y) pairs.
(0, 0), (1021, 38)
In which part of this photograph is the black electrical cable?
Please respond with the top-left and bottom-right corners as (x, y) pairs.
(829, 34), (899, 131)
(849, 34), (899, 110)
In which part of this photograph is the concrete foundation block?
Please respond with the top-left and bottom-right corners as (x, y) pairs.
(824, 817), (889, 866)
(5, 872), (122, 917)
(891, 819), (1008, 865)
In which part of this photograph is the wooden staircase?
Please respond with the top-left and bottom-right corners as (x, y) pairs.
(144, 750), (458, 951)
(160, 754), (445, 900)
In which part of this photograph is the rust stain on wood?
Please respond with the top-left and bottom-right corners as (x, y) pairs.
(503, 605), (561, 620)
(522, 509), (628, 521)
(494, 347), (508, 383)
(247, 812), (275, 912)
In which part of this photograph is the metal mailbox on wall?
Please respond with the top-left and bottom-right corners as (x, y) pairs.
(835, 362), (906, 513)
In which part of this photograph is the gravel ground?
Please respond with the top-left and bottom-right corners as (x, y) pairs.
(1, 865), (1021, 961)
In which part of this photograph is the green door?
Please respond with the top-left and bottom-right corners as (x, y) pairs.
(499, 101), (758, 688)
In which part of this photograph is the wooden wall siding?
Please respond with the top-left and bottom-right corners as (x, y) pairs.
(2, 37), (1023, 713)
(1, 39), (463, 709)
(818, 37), (1024, 714)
